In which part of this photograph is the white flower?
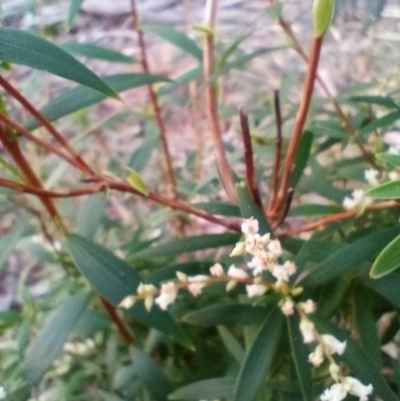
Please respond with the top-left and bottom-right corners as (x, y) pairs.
(245, 234), (265, 254)
(210, 263), (224, 277)
(343, 189), (372, 211)
(364, 169), (379, 186)
(320, 383), (347, 401)
(272, 261), (296, 284)
(281, 298), (295, 315)
(322, 334), (347, 355)
(343, 377), (373, 401)
(309, 345), (324, 366)
(188, 275), (208, 297)
(227, 265), (248, 279)
(230, 241), (246, 256)
(388, 171), (400, 181)
(118, 295), (137, 309)
(299, 319), (316, 343)
(267, 239), (283, 258)
(241, 217), (259, 235)
(0, 386), (6, 400)
(248, 251), (275, 275)
(298, 299), (316, 314)
(155, 282), (177, 310)
(329, 363), (341, 382)
(246, 284), (268, 298)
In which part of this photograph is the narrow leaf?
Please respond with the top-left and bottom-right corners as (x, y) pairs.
(291, 130), (313, 188)
(60, 42), (136, 63)
(127, 169), (149, 196)
(233, 307), (284, 401)
(367, 273), (400, 308)
(217, 326), (245, 364)
(65, 234), (192, 347)
(371, 233), (400, 278)
(0, 218), (27, 271)
(25, 73), (170, 130)
(68, 0), (86, 26)
(358, 109), (400, 137)
(169, 377), (235, 400)
(132, 233), (241, 259)
(144, 24), (202, 62)
(376, 153), (400, 167)
(287, 315), (313, 401)
(77, 194), (106, 240)
(0, 28), (118, 99)
(24, 292), (89, 384)
(367, 181), (400, 200)
(348, 95), (398, 109)
(301, 226), (400, 287)
(192, 202), (241, 217)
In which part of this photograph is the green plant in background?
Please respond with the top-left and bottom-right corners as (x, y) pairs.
(1, 0), (400, 400)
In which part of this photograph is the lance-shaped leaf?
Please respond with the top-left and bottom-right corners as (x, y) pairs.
(291, 130), (314, 189)
(367, 181), (400, 200)
(376, 152), (400, 167)
(65, 234), (192, 347)
(25, 73), (171, 130)
(127, 169), (149, 196)
(233, 307), (284, 401)
(370, 233), (400, 278)
(0, 28), (118, 99)
(24, 292), (90, 384)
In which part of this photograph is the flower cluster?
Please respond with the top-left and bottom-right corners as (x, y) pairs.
(0, 386), (6, 400)
(343, 189), (372, 211)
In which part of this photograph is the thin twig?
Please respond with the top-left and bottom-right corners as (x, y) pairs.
(271, 188), (294, 229)
(129, 0), (178, 199)
(203, 0), (238, 203)
(239, 108), (263, 208)
(270, 90), (283, 208)
(0, 76), (94, 175)
(0, 112), (82, 169)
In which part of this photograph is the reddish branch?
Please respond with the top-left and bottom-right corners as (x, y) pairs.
(129, 0), (178, 199)
(239, 108), (263, 208)
(0, 76), (94, 175)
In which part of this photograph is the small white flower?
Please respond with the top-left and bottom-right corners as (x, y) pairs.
(320, 382), (347, 401)
(248, 251), (275, 275)
(246, 284), (268, 298)
(261, 233), (271, 246)
(188, 275), (208, 297)
(144, 295), (154, 311)
(176, 271), (188, 282)
(272, 261), (296, 284)
(309, 344), (324, 366)
(343, 189), (372, 211)
(388, 146), (400, 155)
(298, 299), (317, 314)
(241, 217), (259, 236)
(137, 283), (156, 296)
(281, 298), (295, 315)
(388, 171), (400, 181)
(267, 239), (283, 258)
(343, 377), (373, 401)
(364, 169), (379, 186)
(155, 282), (177, 310)
(299, 319), (316, 343)
(230, 241), (246, 256)
(0, 386), (6, 400)
(245, 234), (264, 254)
(227, 265), (248, 279)
(210, 263), (224, 277)
(322, 334), (347, 355)
(118, 295), (137, 309)
(329, 362), (341, 382)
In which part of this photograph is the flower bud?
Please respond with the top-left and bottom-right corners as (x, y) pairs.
(313, 0), (335, 38)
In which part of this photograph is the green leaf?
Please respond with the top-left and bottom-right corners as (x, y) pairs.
(169, 377), (235, 400)
(126, 169), (149, 196)
(370, 233), (400, 278)
(144, 24), (202, 62)
(77, 194), (106, 240)
(358, 109), (400, 137)
(24, 292), (90, 384)
(130, 347), (173, 401)
(237, 182), (271, 235)
(60, 42), (136, 63)
(348, 95), (398, 109)
(301, 226), (400, 287)
(233, 307), (284, 401)
(287, 315), (313, 401)
(367, 273), (400, 308)
(132, 233), (241, 259)
(291, 130), (313, 188)
(183, 304), (271, 326)
(65, 234), (192, 347)
(376, 152), (400, 167)
(367, 181), (400, 200)
(192, 202), (241, 217)
(0, 218), (27, 271)
(315, 318), (399, 401)
(217, 326), (245, 363)
(68, 0), (86, 26)
(25, 73), (170, 130)
(0, 28), (118, 99)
